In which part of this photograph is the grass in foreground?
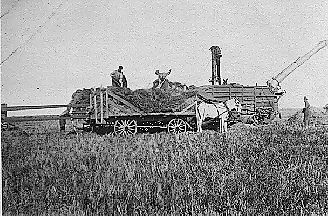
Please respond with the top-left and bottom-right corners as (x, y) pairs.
(2, 123), (328, 215)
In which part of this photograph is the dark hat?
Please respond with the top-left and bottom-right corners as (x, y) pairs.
(119, 66), (123, 69)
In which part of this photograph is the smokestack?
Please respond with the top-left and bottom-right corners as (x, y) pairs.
(210, 46), (222, 85)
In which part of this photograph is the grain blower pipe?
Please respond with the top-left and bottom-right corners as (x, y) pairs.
(267, 40), (328, 91)
(210, 46), (222, 85)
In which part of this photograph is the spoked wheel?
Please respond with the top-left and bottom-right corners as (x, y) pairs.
(167, 118), (187, 133)
(114, 119), (137, 136)
(251, 114), (261, 126)
(1, 122), (9, 131)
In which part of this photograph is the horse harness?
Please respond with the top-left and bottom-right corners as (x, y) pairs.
(213, 101), (231, 118)
(196, 100), (230, 119)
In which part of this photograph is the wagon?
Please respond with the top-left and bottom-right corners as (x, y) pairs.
(70, 86), (198, 135)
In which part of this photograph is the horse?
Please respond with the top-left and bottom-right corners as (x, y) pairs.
(196, 98), (242, 133)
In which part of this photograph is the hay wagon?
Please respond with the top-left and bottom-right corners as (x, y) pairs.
(70, 87), (198, 135)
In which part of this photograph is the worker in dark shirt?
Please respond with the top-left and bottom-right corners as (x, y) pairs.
(111, 66), (127, 88)
(302, 96), (310, 127)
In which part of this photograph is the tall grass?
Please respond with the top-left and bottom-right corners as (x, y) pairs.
(2, 123), (328, 215)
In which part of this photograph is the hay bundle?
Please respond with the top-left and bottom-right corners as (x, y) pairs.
(69, 89), (91, 106)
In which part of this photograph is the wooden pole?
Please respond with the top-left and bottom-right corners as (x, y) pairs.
(90, 89), (93, 108)
(106, 87), (109, 119)
(100, 90), (104, 123)
(1, 104), (68, 111)
(94, 94), (98, 124)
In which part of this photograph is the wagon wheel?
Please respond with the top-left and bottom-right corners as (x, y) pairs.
(251, 114), (260, 125)
(1, 122), (9, 130)
(114, 119), (137, 136)
(167, 118), (187, 133)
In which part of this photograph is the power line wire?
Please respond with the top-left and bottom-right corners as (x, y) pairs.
(1, 0), (66, 65)
(0, 0), (21, 19)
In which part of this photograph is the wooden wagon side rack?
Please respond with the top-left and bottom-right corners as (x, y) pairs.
(81, 86), (198, 135)
(198, 84), (281, 124)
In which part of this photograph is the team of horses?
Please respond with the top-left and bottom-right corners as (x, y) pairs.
(196, 98), (242, 133)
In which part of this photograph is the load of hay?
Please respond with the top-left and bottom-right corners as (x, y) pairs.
(69, 87), (198, 113)
(69, 89), (92, 106)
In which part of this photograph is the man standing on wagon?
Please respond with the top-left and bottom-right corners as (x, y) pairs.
(111, 66), (127, 88)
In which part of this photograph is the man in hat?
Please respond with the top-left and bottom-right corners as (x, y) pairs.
(152, 69), (171, 89)
(111, 66), (127, 88)
(302, 96), (310, 127)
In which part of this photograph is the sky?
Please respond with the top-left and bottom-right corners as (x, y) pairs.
(1, 0), (328, 116)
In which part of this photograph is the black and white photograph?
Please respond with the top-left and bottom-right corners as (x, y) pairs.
(1, 0), (328, 215)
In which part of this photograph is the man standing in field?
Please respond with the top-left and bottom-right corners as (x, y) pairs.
(59, 107), (70, 131)
(302, 96), (310, 127)
(111, 66), (127, 88)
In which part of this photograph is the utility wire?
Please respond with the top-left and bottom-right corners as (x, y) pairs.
(1, 0), (66, 65)
(0, 0), (21, 19)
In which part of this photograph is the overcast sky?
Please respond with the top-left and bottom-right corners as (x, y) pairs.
(1, 0), (328, 116)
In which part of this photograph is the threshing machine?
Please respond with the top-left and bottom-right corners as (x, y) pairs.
(198, 40), (328, 124)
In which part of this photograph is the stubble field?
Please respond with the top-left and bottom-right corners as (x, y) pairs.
(1, 120), (328, 215)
